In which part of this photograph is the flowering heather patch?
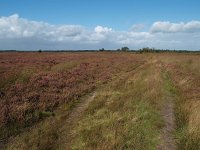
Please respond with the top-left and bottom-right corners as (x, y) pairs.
(0, 52), (145, 139)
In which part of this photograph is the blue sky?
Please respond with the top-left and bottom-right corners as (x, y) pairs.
(0, 0), (200, 50)
(2, 0), (200, 30)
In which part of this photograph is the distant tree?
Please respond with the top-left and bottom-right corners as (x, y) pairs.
(99, 48), (105, 51)
(139, 47), (155, 53)
(121, 47), (130, 52)
(38, 49), (42, 53)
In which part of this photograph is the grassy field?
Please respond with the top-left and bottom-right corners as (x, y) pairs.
(0, 52), (199, 150)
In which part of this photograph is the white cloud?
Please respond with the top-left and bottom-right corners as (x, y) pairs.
(0, 14), (83, 41)
(94, 26), (112, 34)
(150, 21), (200, 33)
(56, 25), (83, 37)
(0, 14), (200, 50)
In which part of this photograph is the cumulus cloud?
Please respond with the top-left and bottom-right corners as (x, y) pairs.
(150, 21), (200, 33)
(0, 14), (83, 40)
(0, 14), (200, 50)
(94, 26), (112, 34)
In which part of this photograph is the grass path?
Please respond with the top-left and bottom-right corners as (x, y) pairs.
(157, 64), (177, 150)
(158, 87), (176, 149)
(56, 62), (149, 149)
(67, 60), (165, 149)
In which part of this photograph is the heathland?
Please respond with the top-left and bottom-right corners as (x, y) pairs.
(0, 52), (199, 150)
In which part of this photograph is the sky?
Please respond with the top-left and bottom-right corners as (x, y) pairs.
(0, 0), (200, 50)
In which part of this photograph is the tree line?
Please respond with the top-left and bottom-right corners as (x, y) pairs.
(99, 47), (200, 53)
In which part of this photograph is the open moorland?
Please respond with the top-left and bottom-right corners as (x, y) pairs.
(0, 52), (199, 150)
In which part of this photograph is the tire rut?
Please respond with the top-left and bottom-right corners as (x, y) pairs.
(158, 99), (176, 150)
(56, 92), (96, 149)
(158, 70), (176, 150)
